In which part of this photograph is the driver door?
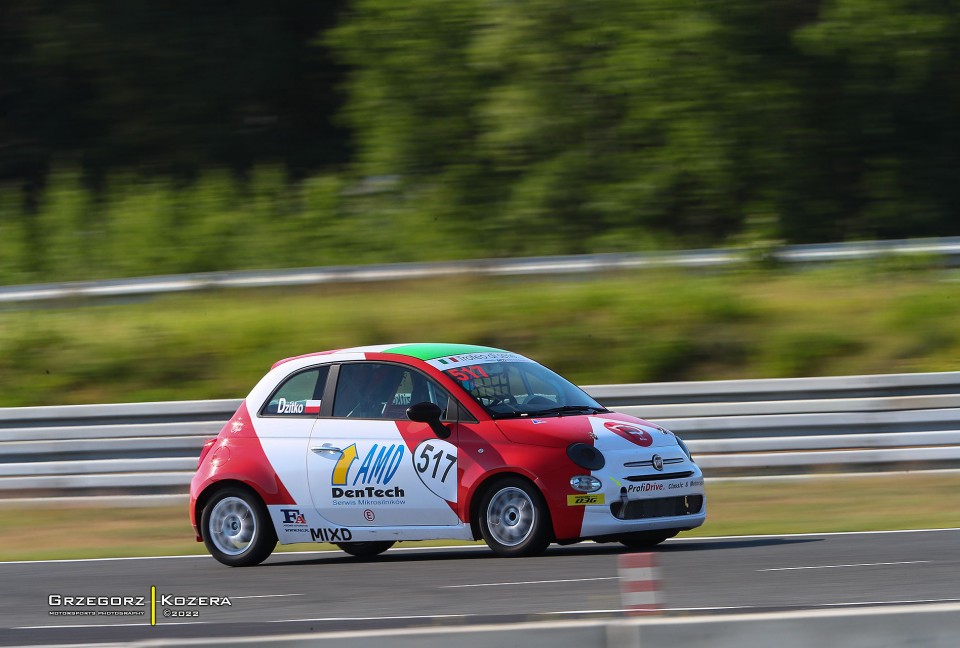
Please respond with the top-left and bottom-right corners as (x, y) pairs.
(307, 362), (462, 527)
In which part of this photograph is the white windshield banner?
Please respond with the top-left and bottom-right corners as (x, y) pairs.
(426, 352), (535, 371)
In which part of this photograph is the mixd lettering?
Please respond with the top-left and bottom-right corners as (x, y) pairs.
(309, 527), (353, 542)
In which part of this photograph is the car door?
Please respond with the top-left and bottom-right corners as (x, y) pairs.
(307, 362), (462, 528)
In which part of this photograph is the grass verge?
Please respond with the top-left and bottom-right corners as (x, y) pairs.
(1, 263), (960, 407)
(2, 473), (957, 562)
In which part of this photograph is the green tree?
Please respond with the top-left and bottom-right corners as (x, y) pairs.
(330, 0), (960, 252)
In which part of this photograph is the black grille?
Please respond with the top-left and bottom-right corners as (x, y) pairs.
(610, 495), (704, 520)
(624, 471), (694, 482)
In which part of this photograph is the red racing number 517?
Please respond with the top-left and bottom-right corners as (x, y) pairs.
(447, 365), (489, 382)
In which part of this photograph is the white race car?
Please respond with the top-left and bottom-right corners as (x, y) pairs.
(190, 343), (706, 565)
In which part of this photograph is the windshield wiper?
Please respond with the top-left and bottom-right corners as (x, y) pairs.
(525, 405), (608, 417)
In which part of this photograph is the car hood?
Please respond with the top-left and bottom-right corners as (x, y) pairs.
(495, 412), (680, 449)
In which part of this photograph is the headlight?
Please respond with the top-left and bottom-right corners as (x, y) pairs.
(566, 443), (605, 471)
(570, 475), (602, 492)
(676, 435), (694, 462)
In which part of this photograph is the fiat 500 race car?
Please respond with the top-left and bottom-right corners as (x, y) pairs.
(190, 343), (706, 566)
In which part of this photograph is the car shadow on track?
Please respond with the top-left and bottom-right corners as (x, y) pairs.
(265, 536), (821, 567)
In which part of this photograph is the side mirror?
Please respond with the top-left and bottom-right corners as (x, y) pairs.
(406, 401), (450, 439)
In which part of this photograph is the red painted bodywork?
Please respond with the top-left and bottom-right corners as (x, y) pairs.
(189, 402), (295, 540)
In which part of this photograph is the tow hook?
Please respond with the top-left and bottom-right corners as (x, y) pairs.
(617, 487), (629, 519)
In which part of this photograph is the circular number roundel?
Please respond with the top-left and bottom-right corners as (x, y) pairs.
(412, 439), (458, 503)
(604, 421), (654, 447)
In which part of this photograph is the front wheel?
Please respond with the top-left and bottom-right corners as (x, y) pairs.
(336, 541), (395, 558)
(478, 477), (551, 557)
(201, 487), (276, 567)
(618, 530), (678, 549)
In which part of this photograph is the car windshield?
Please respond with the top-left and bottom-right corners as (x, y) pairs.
(440, 359), (607, 419)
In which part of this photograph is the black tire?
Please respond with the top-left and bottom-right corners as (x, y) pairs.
(336, 541), (395, 558)
(618, 530), (678, 549)
(478, 477), (551, 557)
(201, 486), (277, 567)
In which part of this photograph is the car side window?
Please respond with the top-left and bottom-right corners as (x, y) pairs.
(261, 365), (330, 417)
(333, 362), (452, 421)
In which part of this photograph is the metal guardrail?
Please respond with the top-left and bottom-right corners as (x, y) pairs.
(2, 371), (960, 499)
(2, 236), (960, 305)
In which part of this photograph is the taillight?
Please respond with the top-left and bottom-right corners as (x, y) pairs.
(197, 438), (217, 468)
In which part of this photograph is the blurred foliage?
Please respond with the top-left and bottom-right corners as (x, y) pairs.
(4, 1), (960, 283)
(329, 0), (960, 250)
(1, 265), (959, 407)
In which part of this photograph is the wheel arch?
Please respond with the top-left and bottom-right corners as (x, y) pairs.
(467, 471), (554, 543)
(194, 479), (270, 542)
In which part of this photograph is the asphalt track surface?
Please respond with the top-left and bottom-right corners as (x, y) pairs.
(2, 528), (958, 646)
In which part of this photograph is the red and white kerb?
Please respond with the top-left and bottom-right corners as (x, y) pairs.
(618, 552), (661, 615)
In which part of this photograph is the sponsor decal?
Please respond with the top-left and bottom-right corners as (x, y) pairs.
(279, 508), (310, 533)
(629, 478), (704, 494)
(363, 509), (376, 521)
(281, 509), (307, 525)
(332, 486), (405, 499)
(566, 494), (605, 506)
(604, 421), (654, 448)
(332, 443), (404, 487)
(627, 483), (664, 493)
(276, 398), (321, 415)
(309, 527), (354, 542)
(328, 443), (409, 506)
(427, 352), (534, 370)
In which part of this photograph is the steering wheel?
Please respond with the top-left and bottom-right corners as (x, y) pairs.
(483, 395), (518, 408)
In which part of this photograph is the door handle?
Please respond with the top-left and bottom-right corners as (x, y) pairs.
(311, 445), (342, 455)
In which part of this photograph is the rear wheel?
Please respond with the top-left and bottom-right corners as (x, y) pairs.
(478, 477), (551, 557)
(618, 530), (678, 549)
(201, 487), (276, 567)
(336, 541), (395, 558)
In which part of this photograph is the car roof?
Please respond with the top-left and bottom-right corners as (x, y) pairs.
(271, 343), (509, 369)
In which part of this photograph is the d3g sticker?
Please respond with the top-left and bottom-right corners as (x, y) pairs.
(412, 439), (458, 503)
(567, 494), (605, 506)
